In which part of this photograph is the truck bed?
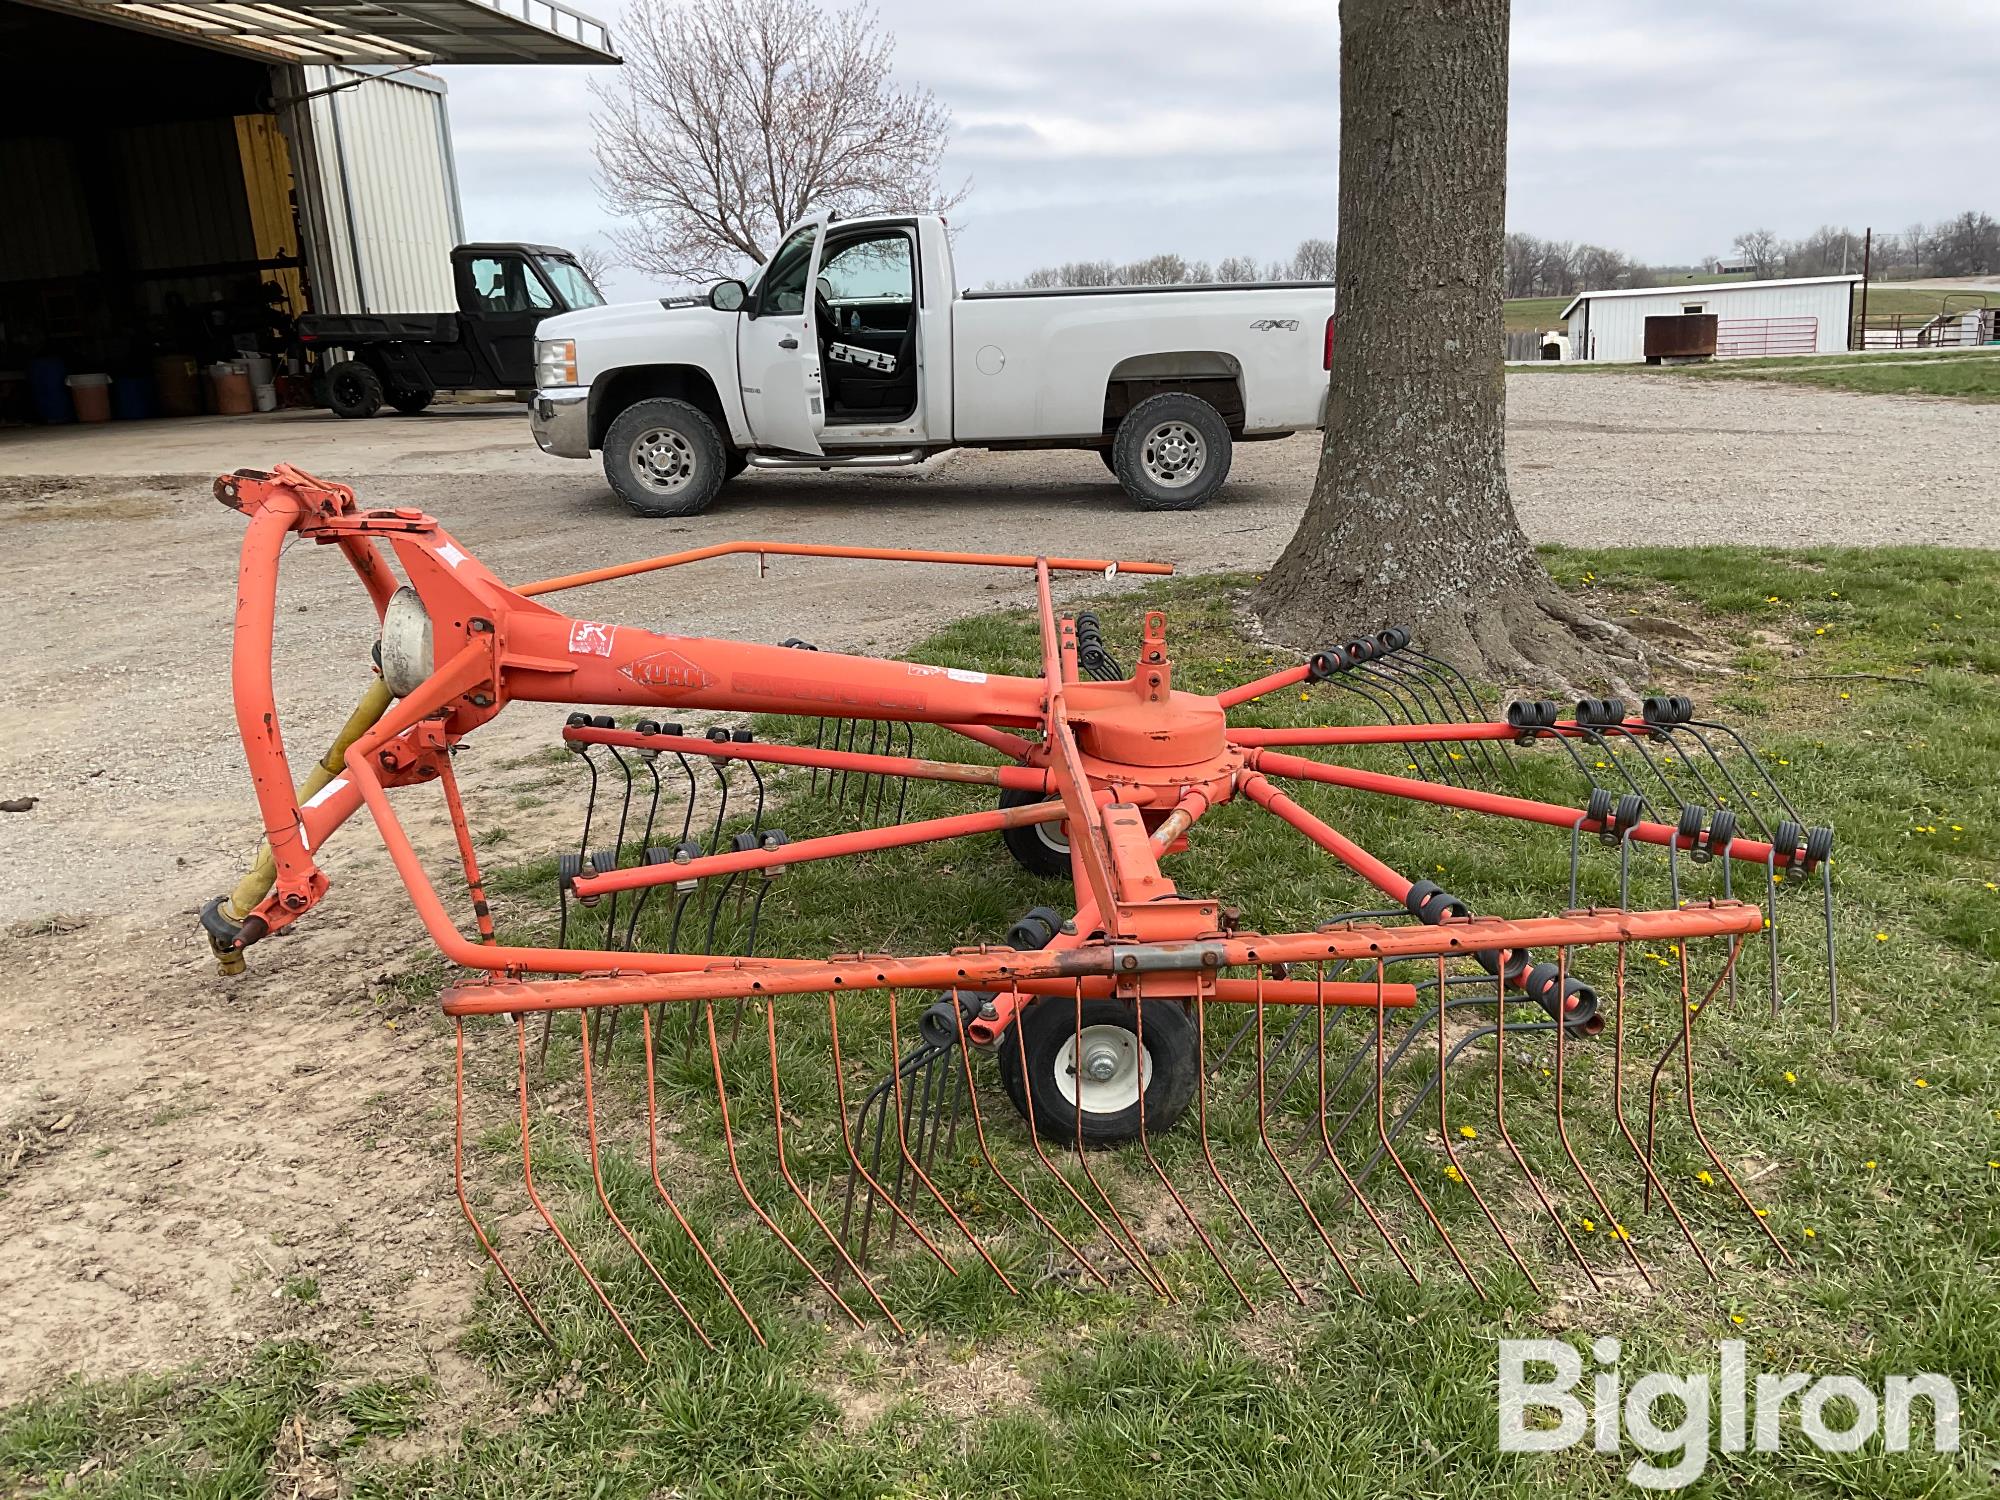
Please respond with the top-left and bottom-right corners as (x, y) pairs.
(960, 280), (1336, 300)
(298, 313), (461, 345)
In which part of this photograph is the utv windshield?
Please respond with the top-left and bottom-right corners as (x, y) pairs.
(538, 255), (605, 308)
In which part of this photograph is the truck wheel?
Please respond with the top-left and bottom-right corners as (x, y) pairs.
(723, 449), (749, 482)
(387, 385), (434, 416)
(1097, 446), (1117, 474)
(1111, 391), (1232, 510)
(603, 398), (728, 517)
(997, 995), (1198, 1147)
(325, 360), (383, 419)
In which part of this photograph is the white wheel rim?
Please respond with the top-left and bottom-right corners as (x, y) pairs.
(1054, 1024), (1150, 1113)
(1034, 818), (1070, 855)
(632, 428), (696, 494)
(1140, 420), (1206, 488)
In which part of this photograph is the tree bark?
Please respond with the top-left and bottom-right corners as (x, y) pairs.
(1252, 0), (1645, 689)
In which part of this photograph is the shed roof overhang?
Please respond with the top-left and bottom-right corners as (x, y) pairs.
(19, 0), (615, 65)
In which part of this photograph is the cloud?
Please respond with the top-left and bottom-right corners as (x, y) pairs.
(431, 0), (2000, 297)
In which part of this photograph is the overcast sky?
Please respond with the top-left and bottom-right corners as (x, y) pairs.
(436, 0), (2000, 301)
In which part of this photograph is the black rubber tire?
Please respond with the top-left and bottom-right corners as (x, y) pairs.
(723, 448), (750, 481)
(602, 397), (728, 517)
(387, 384), (434, 415)
(997, 995), (1198, 1146)
(999, 785), (1070, 879)
(1111, 391), (1232, 510)
(325, 359), (383, 419)
(1097, 446), (1117, 474)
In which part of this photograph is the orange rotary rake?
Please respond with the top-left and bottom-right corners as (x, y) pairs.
(207, 464), (1838, 1353)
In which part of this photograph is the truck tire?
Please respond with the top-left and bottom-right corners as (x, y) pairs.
(325, 360), (383, 419)
(1097, 446), (1117, 474)
(724, 448), (749, 482)
(602, 398), (729, 517)
(1111, 391), (1232, 510)
(387, 384), (434, 416)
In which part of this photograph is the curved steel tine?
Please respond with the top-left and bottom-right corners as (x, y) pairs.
(746, 759), (766, 834)
(673, 751), (698, 843)
(1661, 724), (1778, 840)
(893, 723), (914, 824)
(1491, 967), (1602, 1291)
(1548, 950), (1653, 1288)
(1135, 977), (1253, 1308)
(1063, 984), (1173, 1297)
(1311, 964), (1418, 1282)
(1686, 719), (1806, 825)
(1325, 675), (1458, 785)
(1345, 670), (1466, 787)
(454, 1020), (552, 1345)
(1430, 957), (1541, 1295)
(511, 1018), (649, 1361)
(1764, 853), (1783, 1017)
(1350, 992), (1510, 1180)
(1821, 859), (1840, 1031)
(638, 1008), (764, 1343)
(705, 760), (731, 854)
(1253, 972), (1364, 1297)
(599, 743), (635, 954)
(1192, 990), (1303, 1303)
(1608, 948), (1717, 1278)
(883, 991), (1018, 1292)
(1313, 997), (1445, 1172)
(540, 745), (601, 1070)
(758, 995), (905, 1330)
(1393, 651), (1509, 781)
(809, 715), (827, 795)
(1671, 939), (1797, 1268)
(1571, 727), (1657, 821)
(699, 1000), (866, 1328)
(1368, 964), (1482, 1297)
(945, 998), (1105, 1286)
(1569, 816), (1585, 909)
(1008, 992), (1165, 1292)
(577, 1012), (715, 1347)
(1368, 655), (1498, 782)
(1595, 724), (1692, 817)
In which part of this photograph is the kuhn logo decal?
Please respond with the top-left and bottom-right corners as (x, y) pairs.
(622, 647), (714, 693)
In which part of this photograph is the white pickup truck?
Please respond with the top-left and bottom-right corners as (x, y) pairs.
(530, 211), (1333, 516)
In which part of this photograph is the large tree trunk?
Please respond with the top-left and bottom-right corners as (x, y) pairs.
(1252, 0), (1643, 688)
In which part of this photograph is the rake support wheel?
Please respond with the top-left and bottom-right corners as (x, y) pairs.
(998, 995), (1197, 1147)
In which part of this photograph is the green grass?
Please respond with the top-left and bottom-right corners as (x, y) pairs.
(1504, 296), (1571, 333)
(1684, 353), (2000, 403)
(6, 549), (1998, 1497)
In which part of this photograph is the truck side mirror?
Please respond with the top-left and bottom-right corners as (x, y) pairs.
(709, 279), (748, 313)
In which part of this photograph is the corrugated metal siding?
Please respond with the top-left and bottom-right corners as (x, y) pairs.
(0, 137), (96, 281)
(1574, 284), (1854, 362)
(299, 68), (460, 314)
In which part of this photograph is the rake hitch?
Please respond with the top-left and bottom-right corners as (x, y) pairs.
(209, 464), (1841, 1353)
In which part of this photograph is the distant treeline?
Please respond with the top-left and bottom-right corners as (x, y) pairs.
(991, 211), (2000, 297)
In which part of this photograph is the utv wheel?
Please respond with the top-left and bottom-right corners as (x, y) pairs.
(1111, 391), (1232, 510)
(603, 398), (728, 517)
(387, 384), (434, 415)
(998, 995), (1198, 1146)
(999, 785), (1070, 879)
(325, 359), (383, 419)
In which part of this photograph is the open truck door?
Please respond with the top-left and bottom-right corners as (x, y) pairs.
(735, 214), (826, 456)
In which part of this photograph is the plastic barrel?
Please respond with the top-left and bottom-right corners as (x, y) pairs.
(112, 376), (155, 421)
(29, 357), (72, 424)
(67, 372), (113, 423)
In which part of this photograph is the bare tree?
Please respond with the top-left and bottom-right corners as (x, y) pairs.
(1252, 0), (1642, 683)
(1215, 254), (1262, 282)
(569, 242), (616, 292)
(592, 0), (966, 280)
(1732, 227), (1782, 278)
(1290, 236), (1338, 279)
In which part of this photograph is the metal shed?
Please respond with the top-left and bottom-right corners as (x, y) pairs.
(0, 0), (615, 401)
(1560, 276), (1862, 364)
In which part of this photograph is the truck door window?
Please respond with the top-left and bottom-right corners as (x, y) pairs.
(470, 254), (554, 313)
(753, 226), (820, 316)
(819, 236), (912, 309)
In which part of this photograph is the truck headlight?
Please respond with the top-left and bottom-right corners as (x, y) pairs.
(535, 338), (577, 388)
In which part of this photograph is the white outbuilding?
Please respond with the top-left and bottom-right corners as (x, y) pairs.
(1560, 276), (1862, 363)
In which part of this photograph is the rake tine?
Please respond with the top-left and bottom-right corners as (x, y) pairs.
(746, 758), (766, 834)
(829, 999), (960, 1274)
(453, 1020), (552, 1345)
(705, 761), (731, 854)
(1687, 719), (1806, 825)
(1310, 965), (1419, 1282)
(1572, 728), (1657, 821)
(1764, 854), (1783, 1017)
(1548, 950), (1653, 1288)
(1368, 657), (1490, 782)
(1820, 859), (1840, 1031)
(700, 999), (867, 1327)
(759, 995), (906, 1331)
(1568, 818), (1585, 908)
(1254, 974), (1365, 1298)
(884, 991), (1018, 1293)
(1429, 957), (1541, 1295)
(1608, 948), (1718, 1279)
(1010, 998), (1167, 1293)
(893, 724), (914, 824)
(674, 751), (698, 843)
(1491, 969), (1602, 1291)
(1596, 725), (1691, 818)
(1193, 991), (1303, 1303)
(1673, 939), (1797, 1268)
(1344, 671), (1465, 787)
(809, 716), (826, 794)
(1367, 966), (1483, 1298)
(637, 1008), (765, 1343)
(576, 1012), (715, 1348)
(511, 1018), (649, 1361)
(1135, 978), (1253, 1309)
(945, 998), (1106, 1285)
(1662, 724), (1778, 840)
(1350, 990), (1504, 1180)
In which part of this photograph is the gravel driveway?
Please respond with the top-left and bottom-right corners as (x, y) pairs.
(0, 369), (1993, 1401)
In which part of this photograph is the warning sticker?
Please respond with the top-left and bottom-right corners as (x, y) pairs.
(947, 668), (988, 684)
(568, 621), (617, 658)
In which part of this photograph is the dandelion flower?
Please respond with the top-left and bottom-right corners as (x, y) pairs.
(1875, 933), (1888, 942)
(1863, 1161), (1877, 1171)
(1784, 1071), (1796, 1084)
(1696, 1170), (1715, 1185)
(1730, 1314), (1745, 1325)
(1755, 1208), (1768, 1218)
(1582, 1218), (1597, 1232)
(1459, 1125), (1478, 1140)
(1914, 1078), (1929, 1088)
(1803, 1228), (1817, 1239)
(1443, 1164), (1463, 1183)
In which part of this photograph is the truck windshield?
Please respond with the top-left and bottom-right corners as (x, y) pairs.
(538, 255), (605, 308)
